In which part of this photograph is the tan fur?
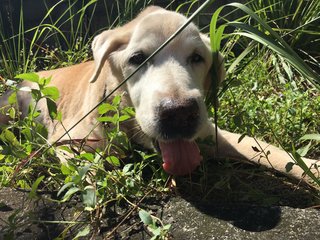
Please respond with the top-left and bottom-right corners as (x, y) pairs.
(0, 6), (318, 182)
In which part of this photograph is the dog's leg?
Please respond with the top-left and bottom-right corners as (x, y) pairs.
(215, 128), (319, 181)
(0, 82), (38, 125)
(0, 90), (13, 124)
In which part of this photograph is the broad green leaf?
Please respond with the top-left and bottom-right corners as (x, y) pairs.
(21, 127), (32, 141)
(78, 164), (91, 179)
(139, 209), (153, 225)
(73, 225), (90, 239)
(98, 103), (116, 114)
(38, 76), (51, 86)
(57, 182), (74, 197)
(31, 89), (42, 101)
(112, 95), (121, 106)
(46, 98), (58, 120)
(8, 92), (17, 105)
(60, 164), (72, 175)
(15, 73), (39, 83)
(119, 115), (131, 122)
(58, 146), (73, 154)
(122, 107), (135, 116)
(106, 156), (120, 167)
(8, 108), (16, 119)
(163, 224), (171, 230)
(1, 129), (20, 146)
(80, 153), (95, 161)
(150, 227), (161, 236)
(55, 111), (62, 121)
(82, 186), (96, 209)
(42, 86), (59, 100)
(32, 110), (41, 119)
(98, 115), (118, 124)
(123, 164), (133, 174)
(29, 176), (45, 199)
(300, 134), (320, 141)
(61, 187), (80, 202)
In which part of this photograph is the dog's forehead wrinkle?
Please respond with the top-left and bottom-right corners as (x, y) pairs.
(137, 11), (188, 33)
(128, 35), (161, 56)
(131, 11), (200, 47)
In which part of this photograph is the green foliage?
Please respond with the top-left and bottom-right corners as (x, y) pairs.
(15, 73), (60, 120)
(139, 209), (171, 240)
(209, 2), (320, 89)
(247, 0), (320, 73)
(49, 95), (168, 238)
(0, 74), (59, 187)
(0, 73), (168, 238)
(1, 0), (320, 238)
(208, 2), (320, 182)
(218, 57), (319, 146)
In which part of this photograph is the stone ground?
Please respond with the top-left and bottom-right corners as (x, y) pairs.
(1, 160), (319, 239)
(162, 197), (320, 240)
(0, 183), (319, 239)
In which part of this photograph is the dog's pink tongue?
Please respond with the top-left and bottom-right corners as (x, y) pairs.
(159, 140), (202, 176)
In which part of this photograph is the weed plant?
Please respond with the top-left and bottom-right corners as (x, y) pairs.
(248, 0), (320, 74)
(0, 0), (319, 239)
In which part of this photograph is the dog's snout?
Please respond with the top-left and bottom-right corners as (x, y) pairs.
(157, 98), (200, 139)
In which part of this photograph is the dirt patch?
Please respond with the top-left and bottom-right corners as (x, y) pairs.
(1, 160), (319, 239)
(0, 188), (73, 239)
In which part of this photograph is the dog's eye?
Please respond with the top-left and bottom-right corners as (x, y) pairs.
(189, 53), (204, 64)
(128, 51), (147, 65)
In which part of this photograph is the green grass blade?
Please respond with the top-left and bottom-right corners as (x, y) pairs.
(224, 2), (320, 89)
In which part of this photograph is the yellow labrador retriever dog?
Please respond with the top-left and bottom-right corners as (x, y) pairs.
(0, 6), (318, 181)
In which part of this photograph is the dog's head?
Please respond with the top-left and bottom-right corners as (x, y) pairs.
(90, 6), (225, 176)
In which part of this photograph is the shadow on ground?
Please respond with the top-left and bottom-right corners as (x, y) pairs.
(0, 158), (319, 239)
(163, 158), (320, 239)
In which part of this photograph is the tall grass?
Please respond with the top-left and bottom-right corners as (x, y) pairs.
(248, 0), (320, 72)
(210, 3), (320, 89)
(0, 0), (154, 83)
(208, 2), (320, 183)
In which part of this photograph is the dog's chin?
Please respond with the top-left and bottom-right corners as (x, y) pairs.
(153, 138), (202, 176)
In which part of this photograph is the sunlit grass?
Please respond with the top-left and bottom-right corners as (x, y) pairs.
(0, 0), (319, 238)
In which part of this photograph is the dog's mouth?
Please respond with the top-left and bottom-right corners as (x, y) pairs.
(141, 97), (204, 176)
(155, 139), (202, 176)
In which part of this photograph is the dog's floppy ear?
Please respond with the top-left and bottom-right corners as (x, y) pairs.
(89, 6), (163, 83)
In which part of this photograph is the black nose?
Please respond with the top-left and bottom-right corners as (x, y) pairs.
(157, 98), (200, 139)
